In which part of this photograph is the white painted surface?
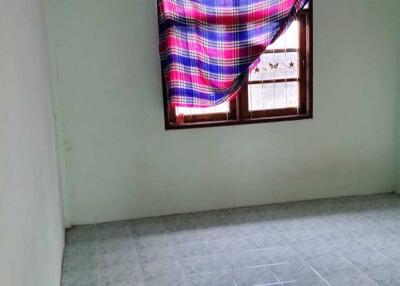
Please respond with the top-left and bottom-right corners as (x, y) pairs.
(397, 29), (400, 193)
(397, 94), (400, 193)
(0, 0), (64, 285)
(45, 0), (400, 225)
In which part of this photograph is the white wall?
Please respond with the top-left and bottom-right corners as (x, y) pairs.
(397, 26), (400, 193)
(0, 0), (64, 285)
(397, 81), (400, 193)
(397, 100), (400, 193)
(45, 0), (400, 225)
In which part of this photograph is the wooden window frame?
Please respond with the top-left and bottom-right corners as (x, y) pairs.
(163, 3), (313, 130)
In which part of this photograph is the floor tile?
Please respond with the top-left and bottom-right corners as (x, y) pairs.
(364, 263), (400, 286)
(291, 240), (338, 258)
(141, 258), (183, 281)
(324, 271), (378, 286)
(379, 246), (400, 265)
(63, 244), (98, 274)
(98, 248), (138, 269)
(175, 241), (215, 259)
(61, 194), (400, 286)
(180, 255), (225, 275)
(245, 233), (288, 249)
(97, 238), (136, 257)
(219, 249), (271, 269)
(66, 225), (97, 244)
(306, 255), (357, 277)
(98, 261), (143, 286)
(344, 249), (393, 271)
(211, 237), (253, 254)
(136, 244), (176, 263)
(144, 274), (186, 286)
(262, 246), (301, 264)
(61, 268), (97, 286)
(231, 265), (278, 286)
(269, 261), (327, 285)
(185, 271), (236, 286)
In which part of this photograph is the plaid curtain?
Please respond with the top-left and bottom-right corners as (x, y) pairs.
(158, 0), (310, 108)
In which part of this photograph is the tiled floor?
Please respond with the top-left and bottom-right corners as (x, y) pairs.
(62, 194), (400, 286)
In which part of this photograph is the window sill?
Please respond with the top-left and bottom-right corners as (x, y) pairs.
(165, 113), (313, 130)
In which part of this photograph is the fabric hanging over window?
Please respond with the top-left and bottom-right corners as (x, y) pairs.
(158, 0), (310, 108)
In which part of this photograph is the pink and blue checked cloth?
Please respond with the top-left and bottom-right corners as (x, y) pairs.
(158, 0), (310, 108)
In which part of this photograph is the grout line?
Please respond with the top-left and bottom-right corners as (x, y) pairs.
(256, 282), (296, 286)
(307, 265), (332, 286)
(207, 231), (240, 286)
(375, 250), (398, 266)
(341, 256), (380, 286)
(270, 268), (282, 285)
(366, 244), (399, 267)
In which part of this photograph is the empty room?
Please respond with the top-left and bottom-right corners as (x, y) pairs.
(2, 0), (400, 285)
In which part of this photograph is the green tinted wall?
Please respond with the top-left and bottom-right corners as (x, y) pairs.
(45, 0), (400, 225)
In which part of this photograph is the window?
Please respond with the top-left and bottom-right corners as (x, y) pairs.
(163, 4), (312, 130)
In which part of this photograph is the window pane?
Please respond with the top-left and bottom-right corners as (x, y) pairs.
(176, 102), (230, 116)
(248, 82), (299, 111)
(267, 20), (299, 50)
(249, 52), (299, 81)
